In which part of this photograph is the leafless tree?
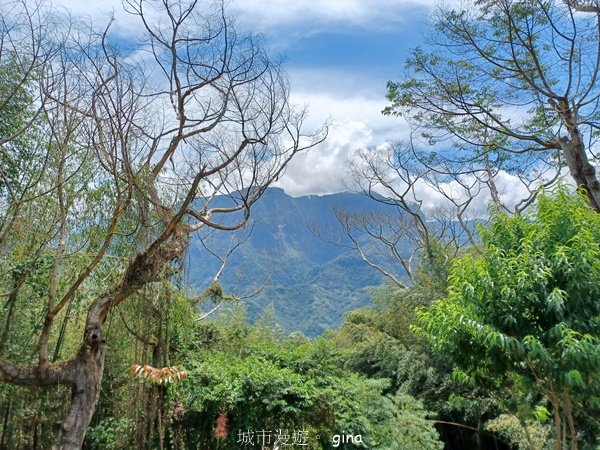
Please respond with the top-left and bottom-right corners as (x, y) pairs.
(329, 140), (481, 288)
(0, 0), (325, 447)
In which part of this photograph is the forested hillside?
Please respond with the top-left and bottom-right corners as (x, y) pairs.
(186, 188), (400, 337)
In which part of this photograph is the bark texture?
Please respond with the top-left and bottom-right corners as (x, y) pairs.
(53, 325), (105, 450)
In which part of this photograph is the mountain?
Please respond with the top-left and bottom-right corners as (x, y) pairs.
(186, 188), (404, 337)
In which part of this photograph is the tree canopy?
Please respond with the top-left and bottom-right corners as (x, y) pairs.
(385, 0), (600, 213)
(417, 189), (600, 449)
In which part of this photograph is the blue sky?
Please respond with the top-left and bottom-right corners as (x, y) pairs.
(54, 0), (440, 196)
(227, 0), (437, 196)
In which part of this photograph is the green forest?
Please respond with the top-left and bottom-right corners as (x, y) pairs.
(1, 0), (600, 449)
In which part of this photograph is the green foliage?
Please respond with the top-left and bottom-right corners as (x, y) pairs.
(417, 189), (600, 446)
(86, 417), (136, 450)
(76, 298), (438, 450)
(485, 414), (552, 450)
(0, 55), (42, 196)
(201, 282), (235, 303)
(334, 280), (501, 448)
(173, 313), (405, 449)
(389, 393), (444, 450)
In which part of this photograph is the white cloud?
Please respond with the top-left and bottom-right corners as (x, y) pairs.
(54, 0), (137, 36)
(230, 0), (439, 32)
(275, 121), (373, 196)
(397, 170), (537, 216)
(287, 68), (406, 138)
(50, 0), (440, 38)
(275, 69), (411, 197)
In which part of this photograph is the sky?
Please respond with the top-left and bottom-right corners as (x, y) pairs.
(48, 0), (440, 197)
(230, 0), (433, 196)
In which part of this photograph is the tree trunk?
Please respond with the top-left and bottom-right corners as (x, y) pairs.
(549, 393), (563, 450)
(0, 235), (187, 449)
(53, 323), (105, 449)
(0, 275), (24, 354)
(557, 99), (600, 212)
(0, 399), (10, 450)
(562, 390), (578, 450)
(561, 138), (600, 212)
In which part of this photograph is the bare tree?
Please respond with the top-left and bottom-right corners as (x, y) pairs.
(329, 141), (479, 288)
(0, 0), (325, 447)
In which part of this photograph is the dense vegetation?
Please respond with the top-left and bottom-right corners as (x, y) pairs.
(3, 189), (598, 449)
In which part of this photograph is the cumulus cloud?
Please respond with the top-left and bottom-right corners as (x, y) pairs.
(287, 68), (407, 138)
(275, 69), (411, 197)
(275, 121), (373, 196)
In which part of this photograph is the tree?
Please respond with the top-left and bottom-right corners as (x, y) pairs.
(385, 0), (600, 212)
(340, 0), (600, 315)
(0, 0), (325, 447)
(172, 310), (444, 450)
(327, 137), (483, 293)
(334, 281), (506, 450)
(416, 189), (600, 450)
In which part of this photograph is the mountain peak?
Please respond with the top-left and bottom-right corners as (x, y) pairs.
(188, 189), (401, 337)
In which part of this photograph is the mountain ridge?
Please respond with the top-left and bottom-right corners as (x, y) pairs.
(186, 188), (402, 336)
